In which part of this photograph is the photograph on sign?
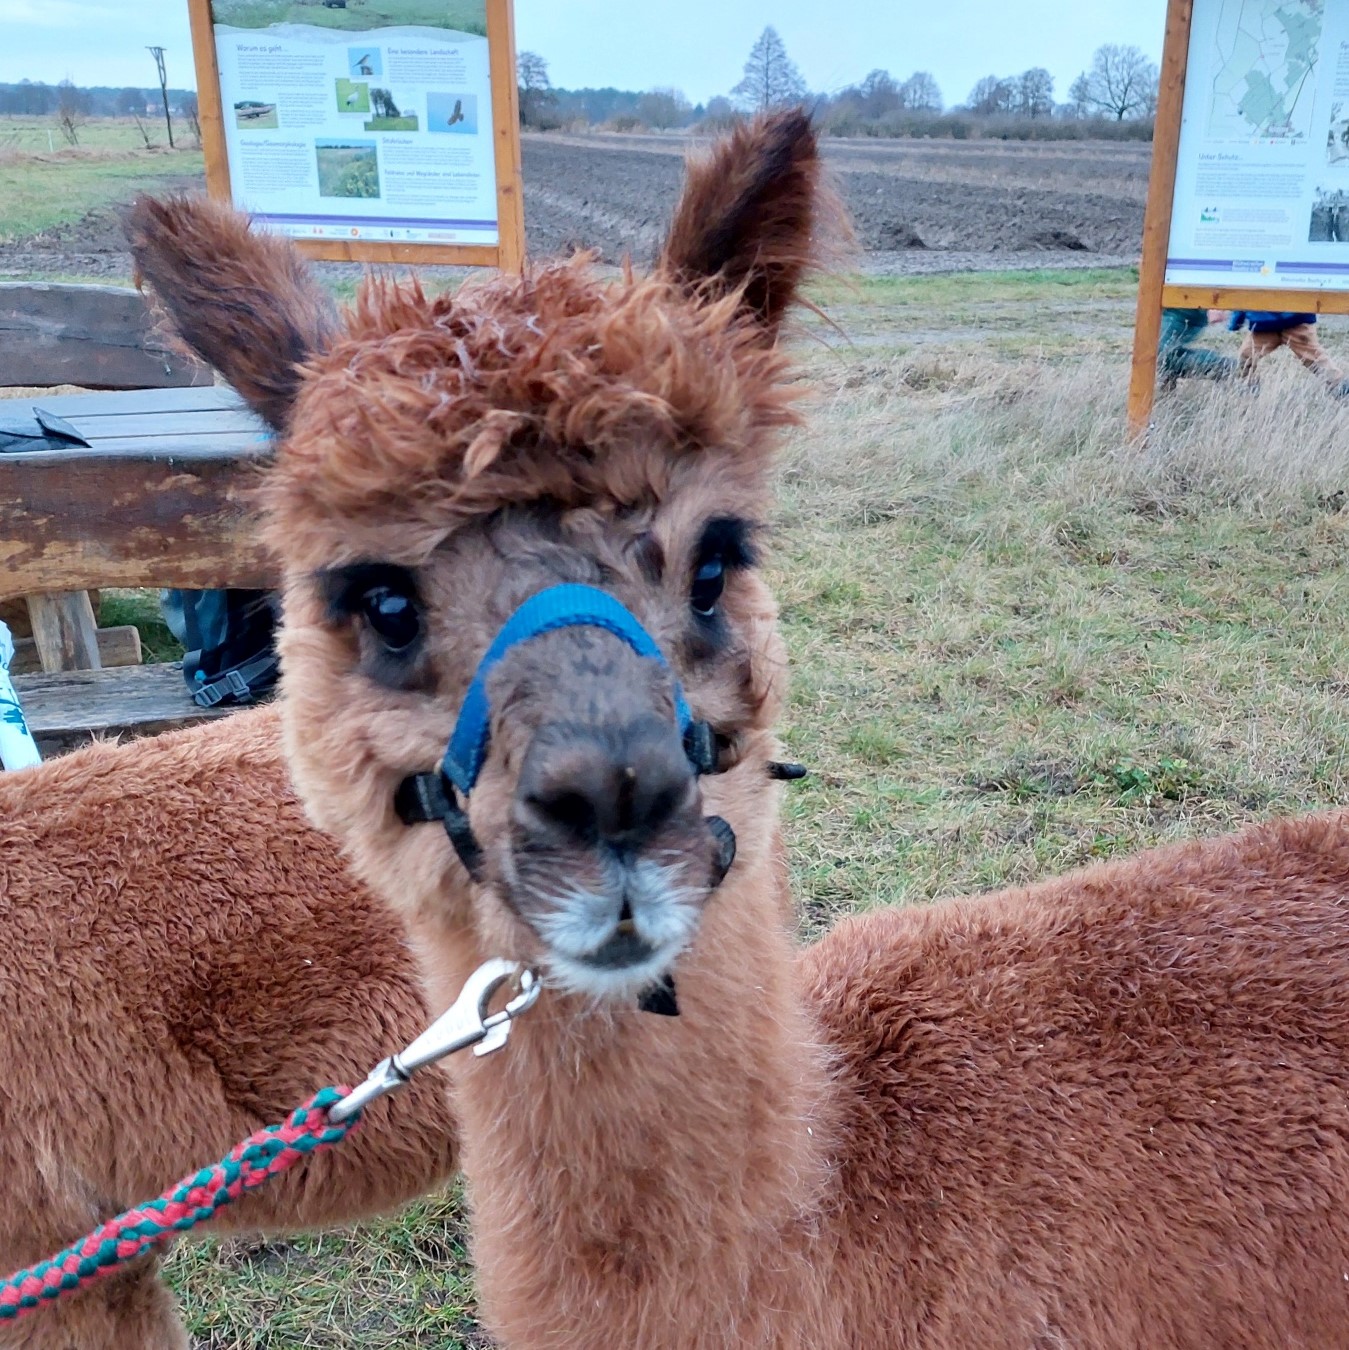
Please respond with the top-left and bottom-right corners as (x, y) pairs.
(1164, 0), (1349, 293)
(203, 0), (499, 250)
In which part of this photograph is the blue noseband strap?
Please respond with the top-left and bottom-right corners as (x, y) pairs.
(442, 583), (693, 796)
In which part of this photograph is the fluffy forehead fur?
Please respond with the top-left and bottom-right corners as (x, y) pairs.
(265, 263), (802, 569)
(127, 109), (834, 574)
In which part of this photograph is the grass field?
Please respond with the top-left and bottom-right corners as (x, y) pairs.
(91, 272), (1338, 1344)
(0, 116), (175, 154)
(0, 118), (201, 242)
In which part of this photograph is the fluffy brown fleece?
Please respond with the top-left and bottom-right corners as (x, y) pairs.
(127, 108), (1349, 1349)
(0, 710), (456, 1350)
(435, 803), (1349, 1349)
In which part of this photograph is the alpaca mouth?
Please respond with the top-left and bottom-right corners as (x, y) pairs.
(579, 928), (659, 970)
(524, 863), (702, 999)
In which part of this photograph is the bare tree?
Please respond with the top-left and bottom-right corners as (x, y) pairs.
(180, 91), (201, 147)
(636, 87), (691, 130)
(731, 26), (807, 113)
(898, 71), (942, 112)
(54, 79), (86, 146)
(517, 50), (555, 128)
(147, 46), (174, 148)
(1083, 44), (1158, 121)
(855, 69), (901, 119)
(701, 94), (739, 130)
(1015, 68), (1055, 118)
(967, 75), (1015, 116)
(1066, 72), (1092, 119)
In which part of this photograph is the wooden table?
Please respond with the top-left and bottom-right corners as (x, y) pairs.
(0, 384), (275, 752)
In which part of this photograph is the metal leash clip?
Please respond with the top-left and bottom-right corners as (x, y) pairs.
(328, 958), (540, 1124)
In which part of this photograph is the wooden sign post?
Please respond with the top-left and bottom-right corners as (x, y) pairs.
(1129, 0), (1349, 435)
(188, 0), (524, 271)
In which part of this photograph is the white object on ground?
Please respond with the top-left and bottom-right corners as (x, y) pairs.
(0, 621), (41, 771)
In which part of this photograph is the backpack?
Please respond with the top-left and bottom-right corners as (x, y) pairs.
(160, 589), (280, 708)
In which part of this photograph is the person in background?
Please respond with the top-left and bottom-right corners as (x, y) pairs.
(1229, 310), (1349, 398)
(1158, 307), (1237, 391)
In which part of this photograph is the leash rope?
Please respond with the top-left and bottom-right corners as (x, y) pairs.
(0, 1087), (357, 1322)
(0, 959), (539, 1326)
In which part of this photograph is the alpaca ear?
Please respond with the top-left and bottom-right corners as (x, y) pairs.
(659, 107), (826, 340)
(125, 195), (338, 434)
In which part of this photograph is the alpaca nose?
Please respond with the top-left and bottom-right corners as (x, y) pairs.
(515, 715), (696, 851)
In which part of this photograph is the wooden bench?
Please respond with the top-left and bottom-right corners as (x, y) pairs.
(1, 283), (272, 753)
(0, 281), (213, 391)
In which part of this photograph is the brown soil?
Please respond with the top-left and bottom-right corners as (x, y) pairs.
(0, 172), (203, 280)
(0, 134), (1149, 282)
(518, 133), (1148, 271)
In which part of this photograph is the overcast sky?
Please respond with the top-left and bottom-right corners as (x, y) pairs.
(0, 0), (1167, 108)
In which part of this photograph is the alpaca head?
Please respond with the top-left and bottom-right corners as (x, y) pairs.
(128, 110), (828, 1003)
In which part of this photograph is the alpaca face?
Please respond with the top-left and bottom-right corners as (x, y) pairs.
(276, 478), (781, 999)
(126, 109), (826, 1002)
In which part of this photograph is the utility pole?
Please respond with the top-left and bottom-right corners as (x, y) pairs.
(148, 46), (174, 148)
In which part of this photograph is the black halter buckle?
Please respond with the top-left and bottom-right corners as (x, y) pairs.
(395, 771), (485, 882)
(637, 973), (680, 1017)
(683, 719), (718, 776)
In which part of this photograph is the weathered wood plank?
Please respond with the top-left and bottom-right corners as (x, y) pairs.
(48, 408), (268, 440)
(26, 590), (102, 672)
(2, 433), (271, 462)
(13, 661), (239, 756)
(33, 386), (246, 418)
(8, 625), (141, 676)
(1126, 0), (1194, 438)
(0, 451), (273, 598)
(0, 284), (212, 391)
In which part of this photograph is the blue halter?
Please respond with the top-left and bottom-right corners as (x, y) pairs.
(394, 582), (714, 883)
(442, 583), (694, 796)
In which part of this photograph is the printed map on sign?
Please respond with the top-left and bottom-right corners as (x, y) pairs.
(1208, 0), (1322, 141)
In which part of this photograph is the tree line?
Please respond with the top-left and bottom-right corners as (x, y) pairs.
(0, 80), (196, 118)
(518, 29), (1159, 141)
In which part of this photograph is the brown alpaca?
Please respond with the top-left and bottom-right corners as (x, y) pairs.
(0, 709), (456, 1350)
(129, 112), (1349, 1349)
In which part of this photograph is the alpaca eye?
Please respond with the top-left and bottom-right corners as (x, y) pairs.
(362, 586), (421, 652)
(690, 558), (725, 617)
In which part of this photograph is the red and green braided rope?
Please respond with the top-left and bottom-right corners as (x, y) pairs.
(0, 1086), (359, 1321)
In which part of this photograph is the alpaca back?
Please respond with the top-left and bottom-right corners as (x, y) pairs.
(804, 811), (1349, 1348)
(0, 709), (456, 1270)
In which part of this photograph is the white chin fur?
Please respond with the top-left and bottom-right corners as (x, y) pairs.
(544, 945), (686, 1002)
(529, 859), (702, 1001)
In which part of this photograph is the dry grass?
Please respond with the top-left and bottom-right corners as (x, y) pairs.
(777, 335), (1349, 932)
(0, 136), (202, 243)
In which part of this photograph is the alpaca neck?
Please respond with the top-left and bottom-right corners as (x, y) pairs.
(446, 849), (834, 1349)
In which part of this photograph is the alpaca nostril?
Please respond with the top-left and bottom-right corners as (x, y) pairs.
(527, 787), (599, 843)
(516, 717), (696, 850)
